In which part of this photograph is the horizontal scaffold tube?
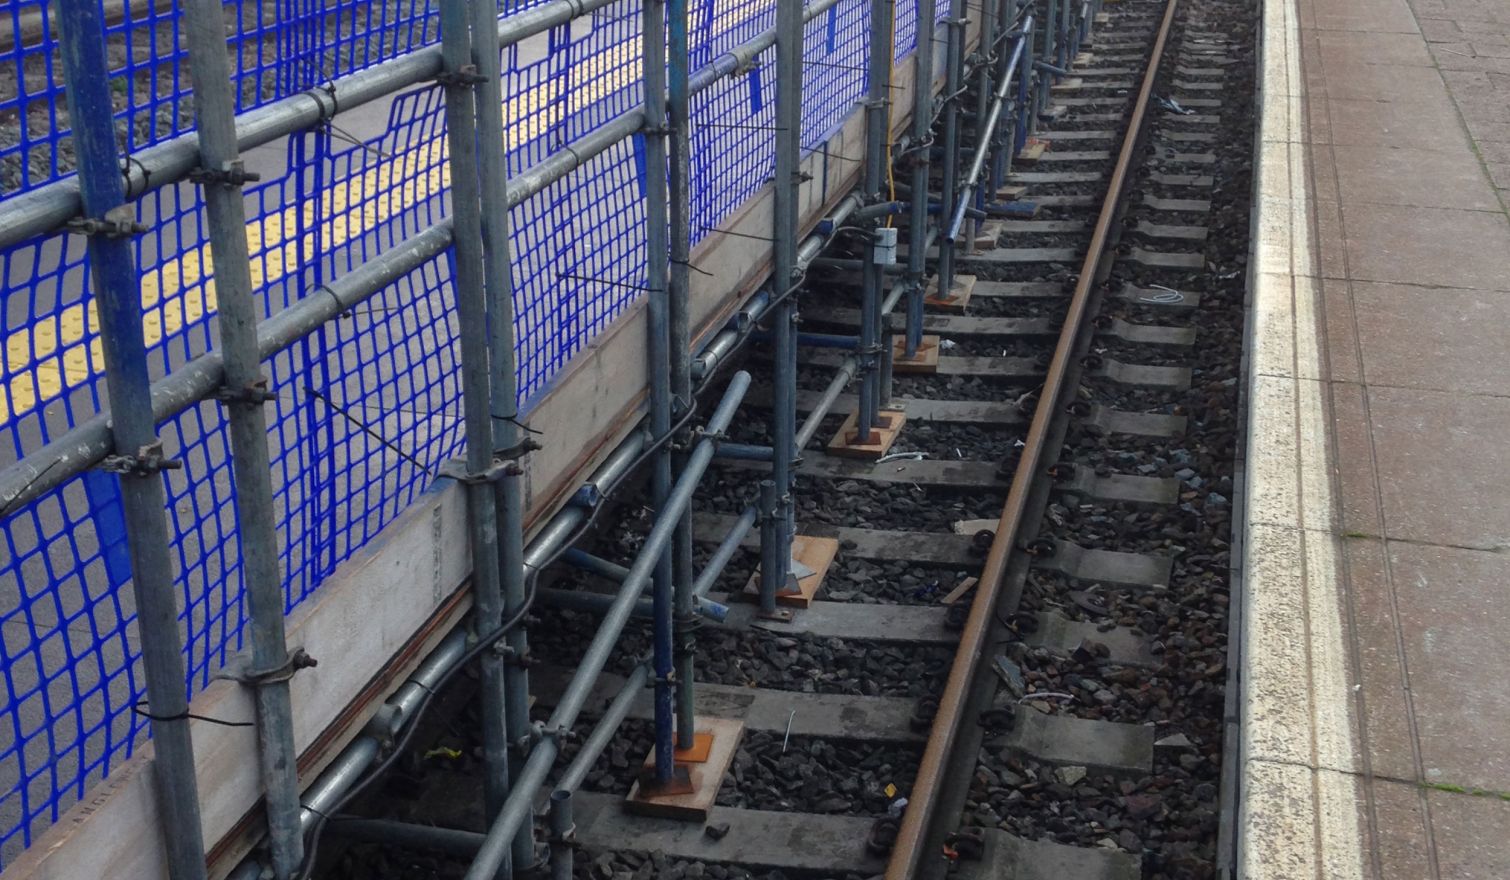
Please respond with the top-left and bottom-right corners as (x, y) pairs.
(461, 372), (751, 880)
(0, 0), (625, 248)
(0, 0), (863, 517)
(0, 0), (853, 250)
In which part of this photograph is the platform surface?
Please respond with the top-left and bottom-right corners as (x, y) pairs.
(1244, 0), (1510, 876)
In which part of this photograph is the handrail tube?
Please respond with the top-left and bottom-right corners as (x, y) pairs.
(947, 19), (1032, 240)
(0, 0), (859, 516)
(461, 371), (751, 880)
(0, 0), (626, 249)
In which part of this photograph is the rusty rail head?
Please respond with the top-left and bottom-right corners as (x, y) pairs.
(883, 0), (1182, 875)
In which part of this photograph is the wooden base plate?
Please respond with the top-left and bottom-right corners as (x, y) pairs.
(625, 717), (745, 821)
(741, 535), (840, 609)
(1017, 138), (1050, 163)
(1074, 51), (1095, 66)
(995, 183), (1028, 201)
(827, 409), (907, 459)
(926, 274), (976, 310)
(972, 222), (1003, 252)
(892, 334), (941, 374)
(1051, 77), (1084, 93)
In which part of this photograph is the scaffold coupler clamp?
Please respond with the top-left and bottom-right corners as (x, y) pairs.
(100, 440), (182, 476)
(218, 647), (318, 687)
(438, 456), (525, 485)
(212, 375), (278, 407)
(434, 64), (486, 88)
(188, 160), (261, 188)
(66, 205), (146, 239)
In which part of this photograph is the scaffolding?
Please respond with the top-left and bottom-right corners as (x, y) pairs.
(0, 0), (1094, 873)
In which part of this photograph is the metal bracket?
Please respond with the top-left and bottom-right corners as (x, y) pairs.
(438, 456), (525, 485)
(495, 437), (542, 461)
(211, 376), (278, 406)
(217, 647), (318, 686)
(100, 440), (182, 476)
(66, 205), (146, 239)
(435, 64), (486, 87)
(188, 160), (262, 188)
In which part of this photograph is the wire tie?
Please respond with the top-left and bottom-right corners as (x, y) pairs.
(131, 700), (253, 728)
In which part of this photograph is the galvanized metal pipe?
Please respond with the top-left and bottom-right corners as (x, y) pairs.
(667, 0), (699, 755)
(948, 20), (1032, 242)
(462, 373), (751, 880)
(178, 0), (305, 870)
(548, 790), (574, 880)
(437, 0), (514, 846)
(0, 0), (629, 250)
(935, 0), (966, 299)
(692, 505), (758, 598)
(0, 3), (850, 519)
(469, 0), (534, 864)
(856, 0), (895, 445)
(903, 0), (938, 357)
(968, 0), (1000, 248)
(51, 2), (209, 877)
(760, 0), (805, 613)
(641, 0), (680, 788)
(541, 584), (730, 623)
(555, 664), (651, 792)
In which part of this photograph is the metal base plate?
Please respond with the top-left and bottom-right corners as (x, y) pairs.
(674, 731), (716, 764)
(827, 408), (907, 460)
(625, 717), (746, 821)
(741, 535), (840, 609)
(926, 274), (976, 309)
(892, 334), (941, 374)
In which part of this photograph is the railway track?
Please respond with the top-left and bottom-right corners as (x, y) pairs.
(314, 0), (1255, 876)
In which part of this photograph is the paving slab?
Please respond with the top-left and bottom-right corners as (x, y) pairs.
(1244, 0), (1510, 874)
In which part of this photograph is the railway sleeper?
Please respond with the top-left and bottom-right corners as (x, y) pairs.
(950, 828), (1141, 880)
(1029, 539), (1172, 591)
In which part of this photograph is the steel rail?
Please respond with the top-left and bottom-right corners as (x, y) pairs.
(883, 0), (1181, 874)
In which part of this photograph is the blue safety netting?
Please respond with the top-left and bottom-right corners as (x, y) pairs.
(0, 0), (926, 863)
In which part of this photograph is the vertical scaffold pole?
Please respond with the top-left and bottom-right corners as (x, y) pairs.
(52, 1), (209, 878)
(642, 0), (682, 788)
(468, 0), (533, 864)
(1018, 13), (1036, 150)
(178, 0), (305, 873)
(935, 0), (966, 299)
(438, 0), (514, 854)
(761, 0), (804, 615)
(988, 0), (1020, 193)
(1039, 0), (1059, 117)
(904, 0), (938, 358)
(857, 0), (895, 443)
(668, 0), (699, 749)
(970, 0), (999, 235)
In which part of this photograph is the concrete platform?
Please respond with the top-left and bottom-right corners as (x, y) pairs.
(1242, 0), (1510, 875)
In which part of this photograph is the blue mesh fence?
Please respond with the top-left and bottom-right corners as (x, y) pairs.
(0, 0), (925, 863)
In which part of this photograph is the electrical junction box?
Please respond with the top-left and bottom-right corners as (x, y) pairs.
(873, 227), (898, 265)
